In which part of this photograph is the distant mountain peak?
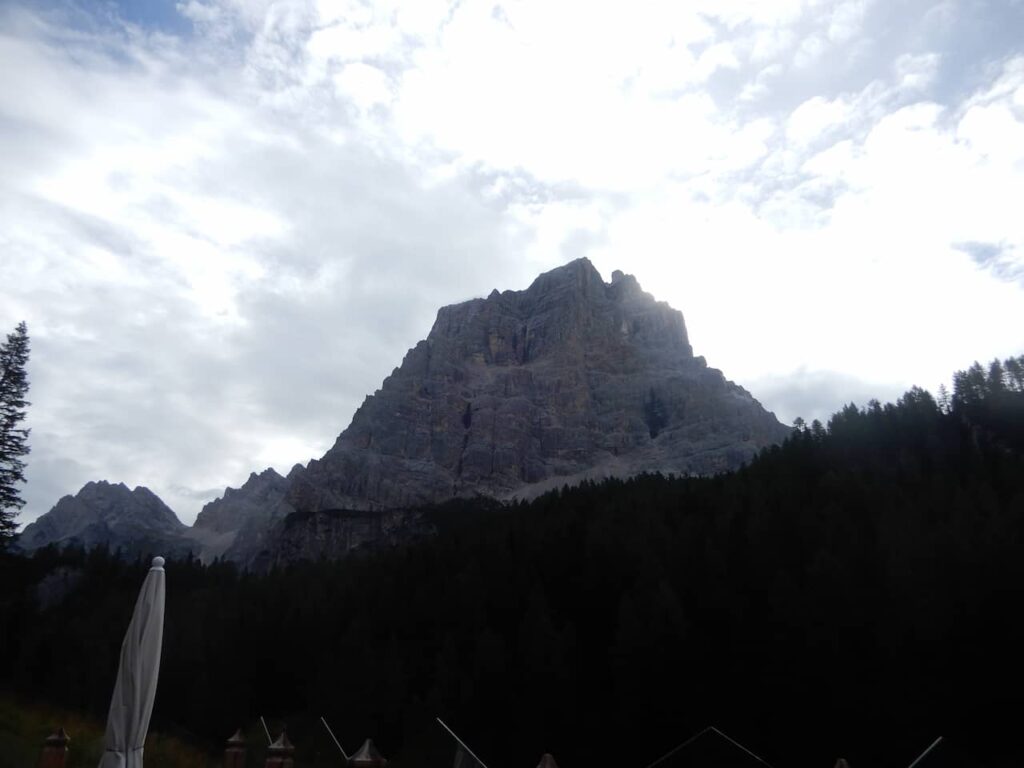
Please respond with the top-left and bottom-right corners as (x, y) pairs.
(18, 480), (188, 555)
(187, 467), (295, 561)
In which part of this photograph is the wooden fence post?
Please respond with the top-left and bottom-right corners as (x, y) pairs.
(38, 728), (70, 768)
(265, 730), (295, 768)
(225, 729), (246, 768)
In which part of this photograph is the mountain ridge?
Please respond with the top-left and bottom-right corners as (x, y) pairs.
(19, 259), (789, 563)
(17, 480), (194, 557)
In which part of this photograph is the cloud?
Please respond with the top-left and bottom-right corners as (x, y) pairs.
(954, 241), (1024, 285)
(894, 52), (941, 92)
(748, 368), (908, 426)
(0, 3), (530, 523)
(1, 0), (1023, 528)
(787, 95), (852, 146)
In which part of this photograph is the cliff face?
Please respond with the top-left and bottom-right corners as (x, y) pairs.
(286, 258), (789, 514)
(194, 468), (291, 534)
(191, 466), (300, 561)
(17, 481), (194, 557)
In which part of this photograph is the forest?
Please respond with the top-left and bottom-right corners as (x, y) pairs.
(2, 358), (1023, 768)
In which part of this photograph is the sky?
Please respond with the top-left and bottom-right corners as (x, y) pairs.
(2, 0), (1023, 527)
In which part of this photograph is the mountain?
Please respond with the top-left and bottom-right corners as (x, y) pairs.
(191, 465), (300, 562)
(285, 258), (789, 514)
(19, 469), (298, 563)
(16, 481), (195, 557)
(17, 260), (789, 564)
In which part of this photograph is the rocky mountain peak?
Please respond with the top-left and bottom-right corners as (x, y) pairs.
(285, 260), (786, 514)
(523, 255), (605, 296)
(425, 260), (692, 374)
(17, 480), (187, 554)
(193, 467), (291, 535)
(227, 467), (286, 499)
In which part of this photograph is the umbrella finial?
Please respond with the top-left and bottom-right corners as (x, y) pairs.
(151, 556), (165, 570)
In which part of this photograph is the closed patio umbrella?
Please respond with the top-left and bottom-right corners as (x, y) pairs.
(98, 556), (166, 768)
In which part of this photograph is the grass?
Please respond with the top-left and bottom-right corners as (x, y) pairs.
(0, 693), (218, 768)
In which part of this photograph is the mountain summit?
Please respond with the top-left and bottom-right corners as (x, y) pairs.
(17, 480), (191, 556)
(286, 259), (788, 513)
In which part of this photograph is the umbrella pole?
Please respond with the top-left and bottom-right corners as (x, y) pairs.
(906, 737), (944, 768)
(321, 716), (350, 761)
(436, 717), (490, 768)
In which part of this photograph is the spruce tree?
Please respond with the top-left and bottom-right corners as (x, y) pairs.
(0, 322), (30, 543)
(1006, 356), (1024, 392)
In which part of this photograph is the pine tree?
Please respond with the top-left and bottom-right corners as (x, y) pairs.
(988, 358), (1007, 395)
(0, 322), (30, 544)
(1006, 356), (1024, 392)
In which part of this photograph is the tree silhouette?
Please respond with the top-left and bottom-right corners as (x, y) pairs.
(0, 321), (30, 544)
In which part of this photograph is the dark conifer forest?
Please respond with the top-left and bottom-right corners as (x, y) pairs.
(3, 359), (1024, 768)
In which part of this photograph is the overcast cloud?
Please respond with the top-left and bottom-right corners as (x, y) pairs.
(2, 0), (1023, 525)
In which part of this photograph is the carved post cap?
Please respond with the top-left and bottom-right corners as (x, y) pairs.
(226, 729), (246, 747)
(265, 729), (295, 768)
(269, 730), (295, 754)
(39, 729), (71, 768)
(348, 738), (387, 767)
(44, 729), (70, 748)
(224, 728), (247, 768)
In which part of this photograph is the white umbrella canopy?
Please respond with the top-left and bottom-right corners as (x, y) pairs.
(98, 556), (166, 768)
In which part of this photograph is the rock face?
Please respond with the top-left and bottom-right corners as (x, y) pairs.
(194, 468), (290, 534)
(192, 465), (301, 562)
(286, 258), (789, 513)
(18, 481), (194, 557)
